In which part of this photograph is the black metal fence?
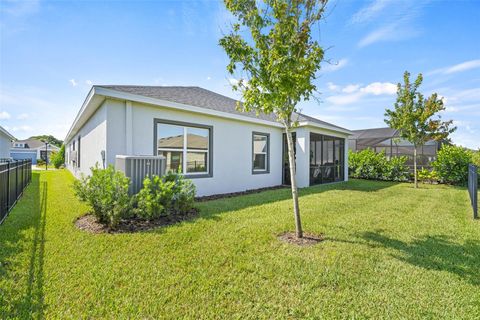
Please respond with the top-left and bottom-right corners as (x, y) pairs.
(468, 164), (478, 219)
(0, 159), (32, 224)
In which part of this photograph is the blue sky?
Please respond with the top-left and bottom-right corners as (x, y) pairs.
(0, 0), (479, 148)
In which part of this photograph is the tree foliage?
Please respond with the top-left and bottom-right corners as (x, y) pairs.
(51, 144), (65, 168)
(219, 0), (328, 238)
(219, 0), (327, 124)
(385, 71), (456, 187)
(30, 135), (63, 147)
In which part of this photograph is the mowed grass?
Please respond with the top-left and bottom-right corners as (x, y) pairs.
(1, 170), (479, 319)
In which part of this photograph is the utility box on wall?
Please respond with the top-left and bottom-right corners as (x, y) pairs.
(115, 155), (166, 194)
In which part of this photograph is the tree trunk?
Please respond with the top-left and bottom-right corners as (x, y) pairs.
(284, 125), (303, 238)
(413, 145), (418, 188)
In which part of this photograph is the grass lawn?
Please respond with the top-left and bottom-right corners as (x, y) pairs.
(1, 170), (479, 319)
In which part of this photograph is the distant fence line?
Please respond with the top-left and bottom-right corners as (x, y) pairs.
(0, 159), (32, 224)
(468, 164), (478, 219)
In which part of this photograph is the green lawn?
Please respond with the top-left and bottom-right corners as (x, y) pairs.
(1, 170), (479, 319)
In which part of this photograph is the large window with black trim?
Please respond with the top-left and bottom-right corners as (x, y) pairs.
(252, 132), (269, 174)
(310, 133), (344, 185)
(155, 119), (212, 177)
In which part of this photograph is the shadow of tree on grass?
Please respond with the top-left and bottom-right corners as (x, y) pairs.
(359, 231), (480, 286)
(0, 173), (47, 319)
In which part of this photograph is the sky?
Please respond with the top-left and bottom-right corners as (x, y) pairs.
(0, 0), (479, 148)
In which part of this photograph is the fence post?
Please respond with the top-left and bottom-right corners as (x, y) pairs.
(6, 161), (10, 210)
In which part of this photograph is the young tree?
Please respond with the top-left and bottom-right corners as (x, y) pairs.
(219, 0), (328, 238)
(385, 71), (456, 188)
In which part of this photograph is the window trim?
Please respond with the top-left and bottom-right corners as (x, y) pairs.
(153, 119), (213, 179)
(252, 131), (270, 174)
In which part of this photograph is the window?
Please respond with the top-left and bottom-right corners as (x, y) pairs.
(252, 132), (269, 174)
(155, 120), (212, 177)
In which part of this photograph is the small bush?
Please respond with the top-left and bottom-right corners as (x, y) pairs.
(349, 149), (409, 181)
(417, 168), (439, 184)
(382, 155), (410, 181)
(134, 171), (196, 220)
(73, 165), (131, 227)
(432, 145), (472, 185)
(37, 159), (46, 166)
(51, 145), (65, 169)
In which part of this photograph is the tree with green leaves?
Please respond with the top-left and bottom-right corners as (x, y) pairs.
(219, 0), (328, 238)
(385, 71), (456, 188)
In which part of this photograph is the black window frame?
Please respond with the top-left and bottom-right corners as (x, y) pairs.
(252, 131), (270, 174)
(153, 119), (213, 179)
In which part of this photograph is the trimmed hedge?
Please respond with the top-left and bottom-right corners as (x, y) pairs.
(348, 149), (409, 182)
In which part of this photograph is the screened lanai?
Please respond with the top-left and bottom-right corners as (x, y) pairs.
(348, 127), (441, 170)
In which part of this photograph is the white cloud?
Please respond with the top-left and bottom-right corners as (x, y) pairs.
(326, 92), (364, 105)
(0, 111), (11, 120)
(360, 82), (397, 95)
(326, 82), (397, 105)
(351, 0), (393, 24)
(327, 82), (340, 91)
(69, 79), (78, 87)
(322, 58), (349, 72)
(206, 76), (212, 81)
(428, 59), (480, 75)
(85, 80), (93, 86)
(12, 125), (33, 132)
(342, 84), (360, 93)
(1, 0), (40, 17)
(17, 113), (29, 120)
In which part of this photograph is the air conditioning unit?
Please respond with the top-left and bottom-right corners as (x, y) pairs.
(115, 155), (166, 194)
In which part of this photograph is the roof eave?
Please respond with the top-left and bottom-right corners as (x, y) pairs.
(298, 121), (353, 135)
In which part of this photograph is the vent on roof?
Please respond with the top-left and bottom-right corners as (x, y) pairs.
(115, 155), (166, 194)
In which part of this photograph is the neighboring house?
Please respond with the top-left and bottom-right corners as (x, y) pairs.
(0, 125), (16, 159)
(348, 127), (441, 169)
(10, 139), (60, 164)
(64, 86), (352, 196)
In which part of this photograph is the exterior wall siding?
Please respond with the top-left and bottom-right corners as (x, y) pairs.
(103, 99), (284, 196)
(0, 134), (11, 158)
(66, 102), (107, 176)
(66, 98), (350, 196)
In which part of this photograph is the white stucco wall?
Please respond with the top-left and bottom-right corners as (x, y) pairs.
(66, 97), (350, 196)
(0, 133), (11, 158)
(66, 102), (107, 176)
(103, 99), (284, 196)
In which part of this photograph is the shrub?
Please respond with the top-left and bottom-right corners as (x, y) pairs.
(417, 168), (439, 184)
(37, 159), (46, 166)
(349, 149), (409, 181)
(51, 144), (65, 168)
(432, 145), (472, 185)
(134, 171), (196, 220)
(382, 155), (410, 181)
(73, 165), (131, 227)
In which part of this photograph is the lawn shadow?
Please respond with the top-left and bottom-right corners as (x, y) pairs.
(359, 231), (480, 286)
(144, 179), (400, 234)
(0, 172), (47, 319)
(195, 179), (399, 218)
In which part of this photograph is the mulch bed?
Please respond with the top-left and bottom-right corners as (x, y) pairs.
(278, 232), (324, 246)
(75, 208), (199, 234)
(196, 185), (288, 202)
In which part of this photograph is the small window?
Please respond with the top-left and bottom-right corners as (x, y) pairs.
(252, 132), (269, 174)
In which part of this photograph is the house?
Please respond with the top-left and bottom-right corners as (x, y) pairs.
(64, 86), (352, 196)
(0, 125), (15, 159)
(10, 139), (60, 164)
(348, 127), (441, 170)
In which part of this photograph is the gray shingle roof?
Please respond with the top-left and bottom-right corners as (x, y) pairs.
(351, 127), (398, 140)
(97, 85), (350, 132)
